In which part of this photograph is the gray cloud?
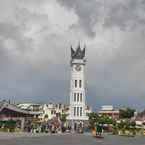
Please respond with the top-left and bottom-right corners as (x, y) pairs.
(103, 0), (145, 31)
(0, 0), (145, 110)
(58, 0), (145, 36)
(58, 0), (103, 37)
(87, 30), (145, 110)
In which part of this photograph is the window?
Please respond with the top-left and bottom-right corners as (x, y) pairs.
(80, 93), (82, 102)
(51, 110), (55, 115)
(74, 107), (76, 116)
(74, 93), (76, 102)
(77, 107), (79, 116)
(79, 80), (82, 88)
(75, 80), (77, 88)
(77, 93), (79, 102)
(80, 107), (82, 116)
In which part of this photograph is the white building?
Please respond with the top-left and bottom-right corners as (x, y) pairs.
(40, 103), (56, 121)
(41, 103), (69, 121)
(101, 105), (114, 111)
(98, 105), (120, 119)
(17, 103), (43, 112)
(67, 44), (88, 128)
(18, 103), (70, 122)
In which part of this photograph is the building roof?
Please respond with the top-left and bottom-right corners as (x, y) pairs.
(0, 102), (41, 115)
(17, 103), (42, 110)
(101, 105), (114, 111)
(98, 110), (119, 114)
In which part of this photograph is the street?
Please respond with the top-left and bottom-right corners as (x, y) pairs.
(0, 133), (145, 145)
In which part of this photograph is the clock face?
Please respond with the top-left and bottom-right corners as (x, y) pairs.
(75, 64), (81, 71)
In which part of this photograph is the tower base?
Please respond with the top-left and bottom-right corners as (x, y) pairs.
(67, 116), (89, 133)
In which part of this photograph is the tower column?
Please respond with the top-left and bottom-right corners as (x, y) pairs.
(67, 44), (88, 129)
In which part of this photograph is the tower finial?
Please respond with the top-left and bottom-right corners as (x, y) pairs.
(71, 45), (75, 58)
(82, 43), (86, 58)
(70, 42), (86, 59)
(84, 43), (86, 48)
(77, 41), (81, 50)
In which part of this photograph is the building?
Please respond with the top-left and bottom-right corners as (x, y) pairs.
(18, 101), (91, 125)
(40, 103), (69, 122)
(55, 103), (69, 115)
(98, 105), (120, 119)
(17, 103), (43, 112)
(135, 109), (145, 125)
(85, 105), (92, 115)
(18, 103), (70, 122)
(0, 101), (40, 131)
(41, 103), (56, 121)
(18, 103), (55, 122)
(67, 44), (88, 129)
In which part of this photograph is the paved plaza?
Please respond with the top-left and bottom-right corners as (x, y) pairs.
(0, 133), (144, 145)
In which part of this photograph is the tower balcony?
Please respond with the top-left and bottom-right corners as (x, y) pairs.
(70, 59), (86, 65)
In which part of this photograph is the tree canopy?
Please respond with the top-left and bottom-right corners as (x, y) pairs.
(119, 107), (135, 119)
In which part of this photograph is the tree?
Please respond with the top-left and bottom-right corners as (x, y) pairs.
(59, 114), (67, 132)
(88, 112), (98, 129)
(119, 107), (135, 119)
(97, 115), (113, 125)
(44, 114), (48, 119)
(60, 113), (67, 123)
(4, 120), (16, 132)
(88, 113), (115, 129)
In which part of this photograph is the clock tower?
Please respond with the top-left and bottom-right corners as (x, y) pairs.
(67, 44), (88, 130)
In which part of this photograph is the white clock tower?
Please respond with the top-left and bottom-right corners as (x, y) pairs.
(67, 44), (88, 130)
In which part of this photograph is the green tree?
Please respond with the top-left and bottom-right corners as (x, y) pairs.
(60, 113), (67, 123)
(88, 112), (98, 129)
(44, 114), (48, 119)
(97, 115), (113, 125)
(4, 120), (16, 132)
(119, 108), (135, 119)
(88, 113), (115, 129)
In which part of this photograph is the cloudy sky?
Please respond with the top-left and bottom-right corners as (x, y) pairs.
(0, 0), (145, 110)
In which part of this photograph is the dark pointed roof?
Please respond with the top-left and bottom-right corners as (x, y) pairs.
(71, 44), (85, 59)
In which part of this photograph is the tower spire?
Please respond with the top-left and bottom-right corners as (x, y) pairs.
(70, 42), (85, 59)
(71, 45), (75, 58)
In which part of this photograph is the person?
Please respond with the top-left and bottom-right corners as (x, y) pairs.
(50, 125), (54, 133)
(96, 124), (103, 137)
